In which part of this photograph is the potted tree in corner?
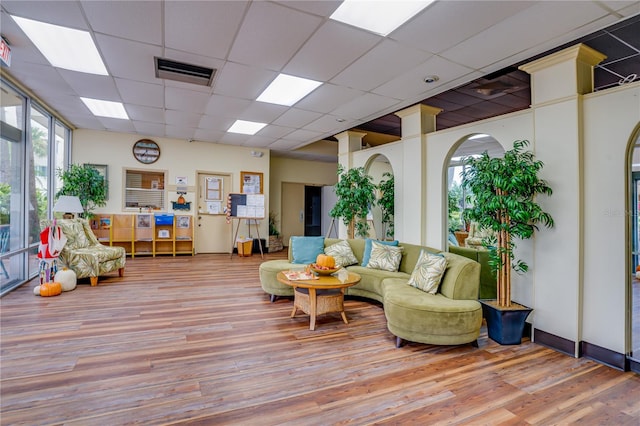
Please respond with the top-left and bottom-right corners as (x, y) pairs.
(268, 211), (283, 252)
(330, 165), (377, 239)
(57, 164), (107, 218)
(378, 172), (394, 240)
(461, 140), (554, 344)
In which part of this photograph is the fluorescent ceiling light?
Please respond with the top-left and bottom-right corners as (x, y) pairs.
(81, 97), (129, 119)
(228, 120), (267, 135)
(469, 134), (491, 140)
(330, 0), (433, 36)
(257, 74), (322, 106)
(12, 15), (108, 75)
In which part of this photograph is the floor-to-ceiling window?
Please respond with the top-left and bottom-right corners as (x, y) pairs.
(0, 78), (71, 295)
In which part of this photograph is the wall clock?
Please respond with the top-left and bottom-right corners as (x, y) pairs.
(133, 139), (160, 164)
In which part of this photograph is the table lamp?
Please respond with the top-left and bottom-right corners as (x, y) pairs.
(53, 196), (84, 218)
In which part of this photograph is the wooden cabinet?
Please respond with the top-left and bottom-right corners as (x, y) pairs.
(89, 213), (194, 257)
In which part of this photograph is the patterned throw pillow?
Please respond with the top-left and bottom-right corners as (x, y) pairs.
(361, 238), (399, 266)
(366, 240), (403, 272)
(324, 240), (358, 267)
(408, 250), (447, 294)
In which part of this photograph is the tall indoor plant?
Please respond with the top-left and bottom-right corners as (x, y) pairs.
(377, 172), (394, 239)
(56, 164), (107, 218)
(461, 140), (554, 343)
(330, 165), (377, 239)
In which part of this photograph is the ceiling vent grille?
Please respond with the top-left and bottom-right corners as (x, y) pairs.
(154, 57), (216, 87)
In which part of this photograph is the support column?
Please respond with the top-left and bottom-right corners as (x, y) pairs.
(519, 44), (606, 355)
(394, 104), (441, 245)
(334, 131), (366, 239)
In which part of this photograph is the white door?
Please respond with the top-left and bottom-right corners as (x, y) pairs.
(195, 172), (232, 253)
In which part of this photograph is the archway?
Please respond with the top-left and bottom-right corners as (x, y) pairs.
(445, 134), (504, 247)
(627, 125), (640, 372)
(365, 154), (394, 240)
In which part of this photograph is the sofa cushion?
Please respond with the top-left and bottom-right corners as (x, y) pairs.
(366, 241), (403, 272)
(361, 238), (398, 266)
(290, 236), (324, 264)
(407, 250), (447, 294)
(324, 240), (358, 267)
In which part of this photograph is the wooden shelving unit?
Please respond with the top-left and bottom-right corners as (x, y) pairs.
(88, 213), (194, 257)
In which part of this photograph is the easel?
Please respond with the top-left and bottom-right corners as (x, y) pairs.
(229, 217), (264, 259)
(325, 218), (339, 238)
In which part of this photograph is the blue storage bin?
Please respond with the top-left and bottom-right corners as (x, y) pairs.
(155, 214), (174, 225)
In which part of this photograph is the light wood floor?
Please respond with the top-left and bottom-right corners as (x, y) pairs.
(2, 252), (639, 425)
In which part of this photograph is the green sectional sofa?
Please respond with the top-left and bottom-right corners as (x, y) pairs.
(259, 238), (482, 347)
(448, 245), (497, 300)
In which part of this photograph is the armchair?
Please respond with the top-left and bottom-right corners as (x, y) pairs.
(465, 222), (494, 249)
(55, 218), (125, 286)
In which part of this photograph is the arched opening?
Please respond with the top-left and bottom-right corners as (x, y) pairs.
(445, 134), (504, 247)
(365, 154), (394, 240)
(627, 126), (640, 372)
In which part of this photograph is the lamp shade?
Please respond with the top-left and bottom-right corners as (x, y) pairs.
(53, 195), (84, 214)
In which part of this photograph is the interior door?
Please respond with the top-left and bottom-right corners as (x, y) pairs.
(305, 186), (322, 236)
(195, 172), (231, 253)
(281, 182), (304, 245)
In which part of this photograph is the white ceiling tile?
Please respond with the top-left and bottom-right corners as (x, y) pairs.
(332, 93), (401, 121)
(331, 39), (432, 91)
(295, 83), (364, 114)
(95, 34), (162, 84)
(165, 110), (202, 127)
(273, 1), (340, 17)
(165, 1), (247, 59)
(228, 1), (323, 71)
(126, 105), (165, 124)
(2, 1), (88, 29)
(273, 108), (323, 128)
(165, 124), (196, 140)
(83, 1), (162, 45)
(193, 128), (226, 143)
(165, 87), (212, 114)
(133, 121), (166, 138)
(280, 128), (325, 142)
(57, 70), (119, 100)
(204, 95), (252, 117)
(213, 62), (276, 99)
(306, 114), (355, 134)
(239, 102), (288, 123)
(219, 132), (252, 145)
(242, 135), (278, 148)
(284, 20), (381, 81)
(373, 56), (475, 100)
(391, 1), (534, 54)
(268, 139), (304, 150)
(115, 79), (164, 108)
(441, 2), (612, 70)
(97, 117), (136, 133)
(198, 114), (236, 132)
(257, 124), (296, 139)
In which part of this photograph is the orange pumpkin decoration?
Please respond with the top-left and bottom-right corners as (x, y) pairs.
(40, 282), (62, 297)
(316, 254), (336, 269)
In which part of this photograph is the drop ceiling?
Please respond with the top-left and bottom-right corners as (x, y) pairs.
(1, 1), (638, 163)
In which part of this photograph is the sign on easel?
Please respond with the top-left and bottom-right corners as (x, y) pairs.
(227, 193), (265, 219)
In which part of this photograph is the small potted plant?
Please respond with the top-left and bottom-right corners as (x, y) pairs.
(330, 165), (377, 239)
(461, 140), (554, 344)
(268, 211), (283, 252)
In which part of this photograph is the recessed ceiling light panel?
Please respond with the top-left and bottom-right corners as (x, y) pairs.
(80, 97), (129, 119)
(330, 0), (434, 36)
(228, 120), (267, 135)
(257, 74), (322, 106)
(12, 16), (108, 75)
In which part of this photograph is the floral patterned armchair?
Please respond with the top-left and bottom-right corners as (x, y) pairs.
(465, 222), (495, 249)
(55, 218), (125, 286)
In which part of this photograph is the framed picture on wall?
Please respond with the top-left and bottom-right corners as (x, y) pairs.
(240, 171), (263, 194)
(86, 163), (108, 200)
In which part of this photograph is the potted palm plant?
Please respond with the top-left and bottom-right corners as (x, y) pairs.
(377, 172), (394, 239)
(268, 211), (283, 252)
(461, 140), (554, 344)
(330, 165), (377, 239)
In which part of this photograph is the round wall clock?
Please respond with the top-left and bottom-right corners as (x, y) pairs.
(133, 139), (160, 164)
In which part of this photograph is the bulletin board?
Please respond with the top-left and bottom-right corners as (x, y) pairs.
(227, 193), (265, 219)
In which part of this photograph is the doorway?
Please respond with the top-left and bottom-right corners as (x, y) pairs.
(195, 172), (231, 253)
(305, 186), (322, 236)
(629, 138), (640, 371)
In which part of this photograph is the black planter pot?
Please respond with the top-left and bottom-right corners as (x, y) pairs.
(480, 300), (532, 345)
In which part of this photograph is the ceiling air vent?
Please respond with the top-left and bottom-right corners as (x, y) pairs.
(154, 57), (216, 87)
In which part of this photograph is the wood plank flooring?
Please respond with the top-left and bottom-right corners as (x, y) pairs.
(1, 252), (639, 425)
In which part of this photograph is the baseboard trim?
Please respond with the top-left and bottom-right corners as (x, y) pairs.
(580, 341), (626, 371)
(532, 328), (575, 356)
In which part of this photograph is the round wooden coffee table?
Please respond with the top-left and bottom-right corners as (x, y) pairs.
(277, 271), (361, 330)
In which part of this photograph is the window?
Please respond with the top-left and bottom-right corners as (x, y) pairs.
(124, 169), (167, 211)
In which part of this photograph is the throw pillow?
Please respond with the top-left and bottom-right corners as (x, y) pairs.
(407, 250), (448, 294)
(361, 238), (399, 266)
(324, 240), (358, 267)
(290, 236), (325, 264)
(366, 240), (404, 272)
